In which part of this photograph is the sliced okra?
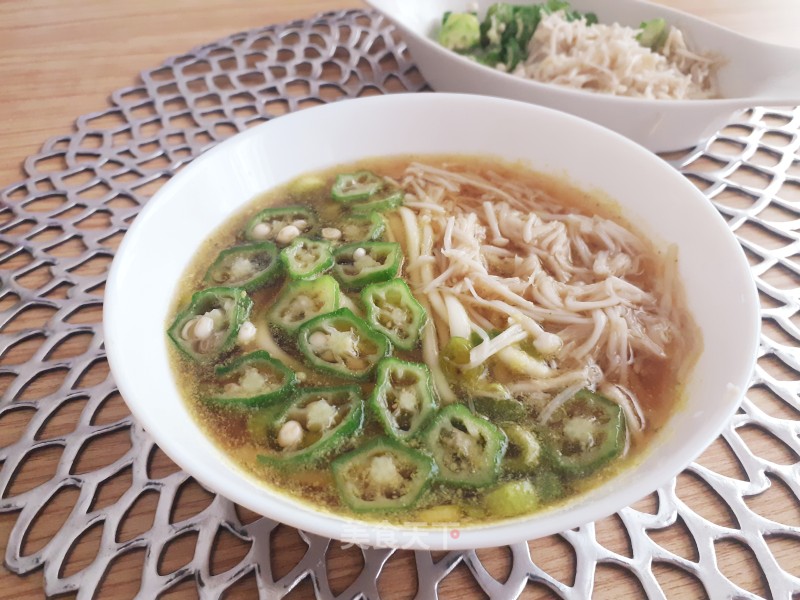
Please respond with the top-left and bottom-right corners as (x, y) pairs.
(256, 385), (364, 467)
(167, 287), (252, 363)
(546, 388), (626, 476)
(361, 278), (426, 350)
(331, 171), (384, 203)
(296, 308), (390, 381)
(268, 275), (340, 334)
(422, 403), (507, 487)
(279, 236), (334, 280)
(370, 358), (437, 440)
(204, 242), (281, 290)
(332, 241), (402, 289)
(206, 350), (296, 407)
(244, 205), (317, 244)
(339, 213), (385, 244)
(332, 437), (435, 512)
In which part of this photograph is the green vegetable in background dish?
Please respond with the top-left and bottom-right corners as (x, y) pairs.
(441, 1), (597, 71)
(480, 3), (540, 70)
(637, 18), (669, 51)
(438, 12), (481, 52)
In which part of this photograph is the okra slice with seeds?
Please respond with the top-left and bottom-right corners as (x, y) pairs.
(206, 351), (296, 408)
(297, 308), (390, 381)
(243, 205), (317, 244)
(257, 385), (364, 467)
(204, 242), (281, 291)
(422, 403), (507, 487)
(331, 170), (384, 203)
(268, 275), (340, 335)
(370, 358), (437, 440)
(349, 187), (404, 215)
(361, 278), (426, 350)
(279, 236), (334, 280)
(332, 437), (436, 512)
(332, 241), (402, 289)
(339, 213), (386, 244)
(546, 388), (626, 476)
(167, 287), (252, 363)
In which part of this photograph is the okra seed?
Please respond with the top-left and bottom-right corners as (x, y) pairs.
(193, 315), (215, 340)
(181, 317), (199, 340)
(277, 420), (304, 448)
(296, 371), (308, 382)
(292, 219), (308, 230)
(276, 224), (301, 244)
(353, 247), (366, 259)
(309, 331), (327, 348)
(321, 227), (342, 240)
(251, 222), (272, 239)
(237, 321), (256, 345)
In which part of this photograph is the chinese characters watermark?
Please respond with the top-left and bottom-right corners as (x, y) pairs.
(339, 520), (463, 550)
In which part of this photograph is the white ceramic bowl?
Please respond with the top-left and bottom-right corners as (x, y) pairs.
(104, 93), (759, 550)
(366, 0), (800, 152)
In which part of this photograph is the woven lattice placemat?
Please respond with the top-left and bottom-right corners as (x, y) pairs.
(1, 9), (799, 599)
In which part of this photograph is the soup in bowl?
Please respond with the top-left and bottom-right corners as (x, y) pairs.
(104, 93), (759, 549)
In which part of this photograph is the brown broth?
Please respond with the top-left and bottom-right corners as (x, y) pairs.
(167, 155), (701, 525)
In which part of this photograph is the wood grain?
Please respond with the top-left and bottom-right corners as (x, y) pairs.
(1, 0), (799, 598)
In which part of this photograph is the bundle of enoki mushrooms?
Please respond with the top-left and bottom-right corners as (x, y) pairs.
(385, 162), (682, 441)
(516, 11), (718, 100)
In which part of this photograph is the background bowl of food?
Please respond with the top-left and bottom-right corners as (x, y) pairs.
(104, 93), (759, 550)
(365, 0), (800, 152)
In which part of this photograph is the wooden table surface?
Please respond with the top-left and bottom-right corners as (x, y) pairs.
(2, 1), (799, 598)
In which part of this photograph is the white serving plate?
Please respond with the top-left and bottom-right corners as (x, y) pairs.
(366, 0), (800, 152)
(104, 93), (759, 550)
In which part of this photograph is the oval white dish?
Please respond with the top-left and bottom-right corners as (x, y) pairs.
(104, 93), (759, 550)
(365, 0), (800, 152)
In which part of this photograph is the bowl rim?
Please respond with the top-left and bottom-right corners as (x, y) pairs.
(104, 92), (760, 550)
